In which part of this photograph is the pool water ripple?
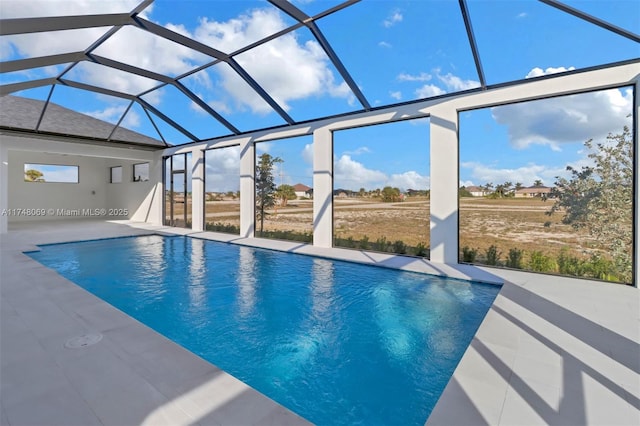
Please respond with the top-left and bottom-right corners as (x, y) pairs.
(28, 235), (500, 425)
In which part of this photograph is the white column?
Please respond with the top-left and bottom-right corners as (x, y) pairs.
(313, 128), (333, 248)
(239, 139), (255, 238)
(429, 106), (459, 264)
(634, 78), (639, 287)
(0, 143), (8, 234)
(191, 148), (205, 232)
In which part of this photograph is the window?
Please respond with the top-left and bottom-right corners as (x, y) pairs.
(24, 163), (78, 183)
(332, 118), (430, 257)
(110, 166), (122, 183)
(133, 163), (149, 182)
(458, 86), (633, 284)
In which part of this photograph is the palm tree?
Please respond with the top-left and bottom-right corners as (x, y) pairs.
(533, 179), (544, 187)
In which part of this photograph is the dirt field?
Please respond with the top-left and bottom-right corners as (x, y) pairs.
(200, 196), (600, 259)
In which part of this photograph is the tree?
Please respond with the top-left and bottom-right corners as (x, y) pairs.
(275, 184), (297, 207)
(25, 169), (44, 182)
(515, 182), (524, 191)
(546, 124), (632, 282)
(459, 186), (473, 197)
(255, 153), (282, 235)
(533, 179), (544, 187)
(381, 186), (401, 202)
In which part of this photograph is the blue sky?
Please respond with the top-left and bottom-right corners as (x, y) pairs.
(2, 0), (638, 190)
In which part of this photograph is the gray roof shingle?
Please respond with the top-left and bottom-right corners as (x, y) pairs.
(0, 95), (165, 147)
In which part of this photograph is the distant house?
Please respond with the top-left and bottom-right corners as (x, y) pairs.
(466, 185), (487, 197)
(515, 185), (553, 198)
(293, 183), (312, 199)
(333, 188), (356, 198)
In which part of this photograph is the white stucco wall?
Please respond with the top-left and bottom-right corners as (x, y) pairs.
(0, 135), (163, 226)
(9, 151), (107, 221)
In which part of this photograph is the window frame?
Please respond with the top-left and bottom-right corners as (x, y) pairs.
(24, 163), (79, 184)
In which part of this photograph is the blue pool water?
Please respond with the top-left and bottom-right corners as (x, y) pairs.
(28, 235), (500, 425)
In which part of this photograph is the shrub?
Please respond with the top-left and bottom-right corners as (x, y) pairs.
(413, 242), (428, 257)
(358, 236), (370, 250)
(506, 248), (524, 269)
(373, 236), (389, 252)
(461, 246), (478, 263)
(584, 254), (618, 281)
(529, 250), (557, 273)
(259, 229), (312, 243)
(557, 248), (586, 277)
(484, 245), (501, 266)
(392, 240), (407, 254)
(206, 222), (240, 234)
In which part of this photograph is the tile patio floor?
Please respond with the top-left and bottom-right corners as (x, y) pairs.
(1, 220), (638, 425)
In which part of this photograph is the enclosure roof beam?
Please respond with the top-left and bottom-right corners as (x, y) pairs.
(459, 0), (486, 89)
(1, 52), (87, 73)
(0, 78), (56, 96)
(0, 13), (131, 36)
(539, 0), (640, 43)
(137, 98), (198, 142)
(268, 0), (371, 110)
(58, 79), (135, 100)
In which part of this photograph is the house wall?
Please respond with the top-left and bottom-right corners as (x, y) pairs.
(9, 151), (108, 221)
(0, 135), (163, 226)
(104, 157), (163, 223)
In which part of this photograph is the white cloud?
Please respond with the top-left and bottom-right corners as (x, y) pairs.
(92, 25), (210, 77)
(525, 66), (575, 79)
(193, 8), (349, 114)
(399, 70), (480, 99)
(415, 84), (445, 98)
(389, 91), (402, 101)
(343, 146), (371, 156)
(3, 3), (349, 116)
(436, 72), (481, 91)
(397, 72), (432, 82)
(491, 85), (633, 150)
(460, 161), (563, 187)
(378, 41), (392, 48)
(302, 143), (313, 164)
(0, 1), (149, 60)
(207, 99), (233, 115)
(83, 105), (140, 128)
(205, 145), (241, 192)
(334, 155), (387, 190)
(388, 171), (429, 190)
(517, 12), (528, 19)
(383, 10), (403, 28)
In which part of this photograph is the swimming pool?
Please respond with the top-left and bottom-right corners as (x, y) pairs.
(28, 235), (500, 425)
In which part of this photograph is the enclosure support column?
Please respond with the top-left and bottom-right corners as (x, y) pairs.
(634, 78), (639, 287)
(0, 143), (7, 234)
(191, 148), (205, 232)
(429, 106), (459, 264)
(313, 128), (333, 248)
(239, 138), (255, 238)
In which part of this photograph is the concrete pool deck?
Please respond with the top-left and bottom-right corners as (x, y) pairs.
(1, 220), (638, 425)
